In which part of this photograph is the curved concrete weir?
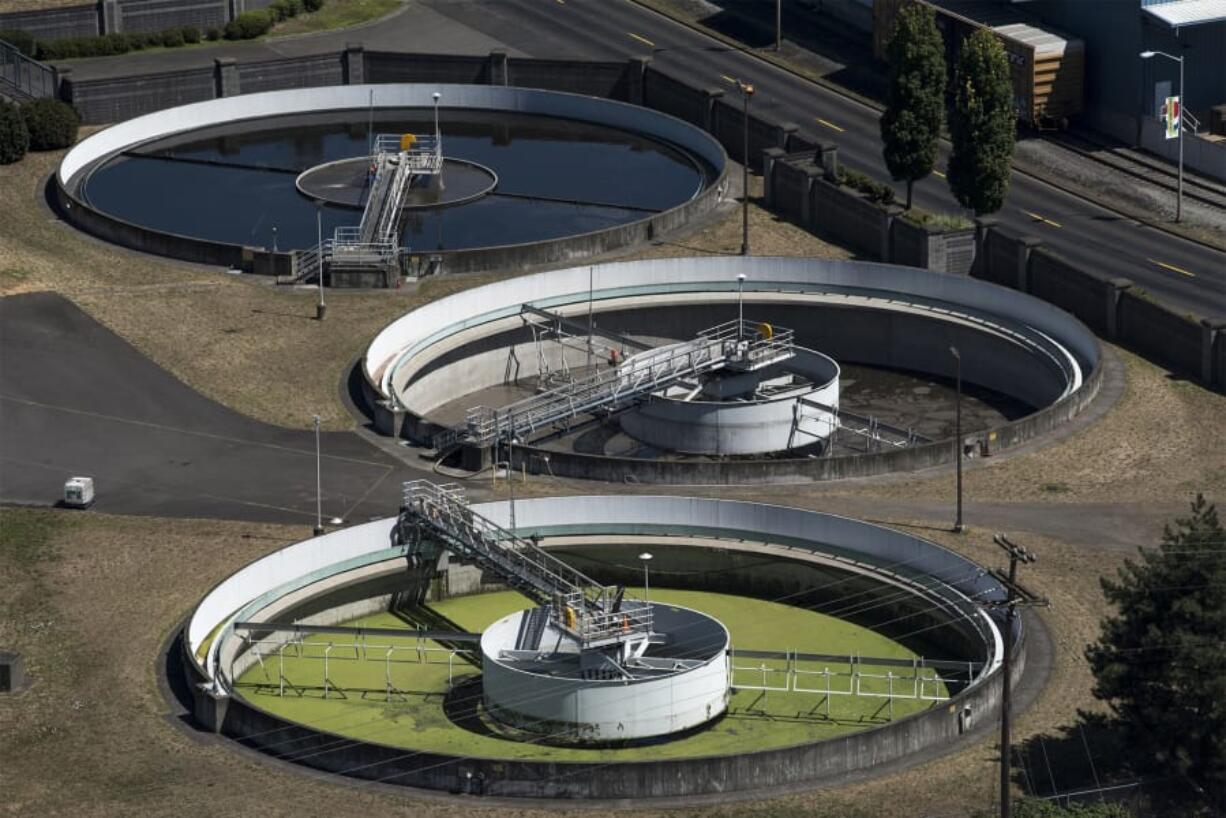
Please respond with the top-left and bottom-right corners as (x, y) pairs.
(184, 495), (1019, 799)
(363, 256), (1102, 484)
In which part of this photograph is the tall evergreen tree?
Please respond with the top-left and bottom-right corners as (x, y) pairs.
(947, 28), (1015, 215)
(1085, 495), (1226, 810)
(879, 0), (945, 211)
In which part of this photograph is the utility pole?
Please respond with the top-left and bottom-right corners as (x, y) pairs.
(775, 0), (782, 51)
(587, 265), (594, 373)
(739, 80), (755, 256)
(950, 346), (963, 532)
(313, 415), (324, 536)
(987, 534), (1049, 818)
(315, 199), (326, 321)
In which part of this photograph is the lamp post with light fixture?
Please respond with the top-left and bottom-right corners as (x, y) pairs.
(1140, 49), (1185, 222)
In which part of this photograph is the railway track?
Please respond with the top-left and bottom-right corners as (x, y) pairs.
(1047, 129), (1226, 212)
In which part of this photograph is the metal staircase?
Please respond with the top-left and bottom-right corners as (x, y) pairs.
(292, 132), (443, 284)
(399, 481), (652, 648)
(443, 320), (795, 449)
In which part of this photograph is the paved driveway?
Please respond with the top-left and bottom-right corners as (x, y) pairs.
(0, 292), (415, 524)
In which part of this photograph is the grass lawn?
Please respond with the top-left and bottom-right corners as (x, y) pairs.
(234, 588), (948, 760)
(269, 0), (401, 37)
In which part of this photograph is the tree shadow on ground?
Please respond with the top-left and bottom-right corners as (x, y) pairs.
(692, 1), (888, 102)
(1015, 711), (1205, 816)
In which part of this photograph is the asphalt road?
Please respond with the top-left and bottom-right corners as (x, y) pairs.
(0, 292), (419, 525)
(420, 0), (1225, 319)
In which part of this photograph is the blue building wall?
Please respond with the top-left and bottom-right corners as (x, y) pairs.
(1023, 0), (1225, 142)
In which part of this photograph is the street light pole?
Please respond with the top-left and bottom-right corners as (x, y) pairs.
(315, 200), (326, 321)
(313, 414), (324, 536)
(950, 346), (964, 533)
(775, 0), (781, 52)
(639, 552), (653, 601)
(739, 81), (754, 256)
(737, 273), (746, 341)
(1140, 50), (1185, 222)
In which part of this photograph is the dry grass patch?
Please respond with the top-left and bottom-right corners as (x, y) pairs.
(3, 140), (848, 432)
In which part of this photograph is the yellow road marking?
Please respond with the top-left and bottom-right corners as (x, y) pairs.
(721, 74), (737, 84)
(627, 31), (655, 47)
(933, 169), (946, 178)
(1148, 258), (1195, 277)
(816, 117), (844, 133)
(1022, 209), (1062, 229)
(555, 0), (564, 4)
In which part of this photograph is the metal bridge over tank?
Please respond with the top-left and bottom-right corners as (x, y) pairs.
(398, 480), (652, 651)
(294, 132), (443, 284)
(435, 318), (796, 451)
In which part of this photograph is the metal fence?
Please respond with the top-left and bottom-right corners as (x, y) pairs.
(0, 39), (56, 99)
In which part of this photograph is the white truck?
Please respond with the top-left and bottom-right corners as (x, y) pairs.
(63, 477), (95, 508)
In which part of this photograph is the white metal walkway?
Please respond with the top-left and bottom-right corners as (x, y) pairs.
(447, 320), (796, 449)
(399, 481), (652, 648)
(293, 132), (442, 283)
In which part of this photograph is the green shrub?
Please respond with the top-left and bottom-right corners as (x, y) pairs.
(102, 32), (131, 55)
(837, 167), (895, 205)
(303, 0), (323, 13)
(20, 98), (78, 151)
(0, 29), (38, 57)
(180, 25), (201, 43)
(0, 100), (30, 164)
(269, 0), (303, 19)
(224, 9), (272, 39)
(159, 27), (184, 47)
(205, 27), (221, 40)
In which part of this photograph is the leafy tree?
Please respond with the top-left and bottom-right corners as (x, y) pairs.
(947, 27), (1015, 215)
(879, 0), (945, 211)
(0, 99), (29, 165)
(1085, 495), (1226, 810)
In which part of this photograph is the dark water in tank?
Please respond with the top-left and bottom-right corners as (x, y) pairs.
(81, 110), (714, 251)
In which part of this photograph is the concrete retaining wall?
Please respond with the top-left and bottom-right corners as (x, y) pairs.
(1117, 290), (1202, 375)
(642, 66), (710, 128)
(113, 0), (226, 33)
(236, 53), (344, 94)
(765, 151), (973, 275)
(0, 4), (98, 39)
(973, 219), (1226, 390)
(891, 217), (975, 276)
(63, 64), (215, 122)
(506, 57), (628, 99)
(364, 51), (489, 85)
(1028, 248), (1111, 336)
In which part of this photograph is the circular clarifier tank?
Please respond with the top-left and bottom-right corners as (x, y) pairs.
(65, 92), (723, 261)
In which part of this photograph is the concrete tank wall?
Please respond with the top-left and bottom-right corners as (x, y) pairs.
(184, 495), (1017, 798)
(620, 347), (840, 455)
(480, 610), (730, 742)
